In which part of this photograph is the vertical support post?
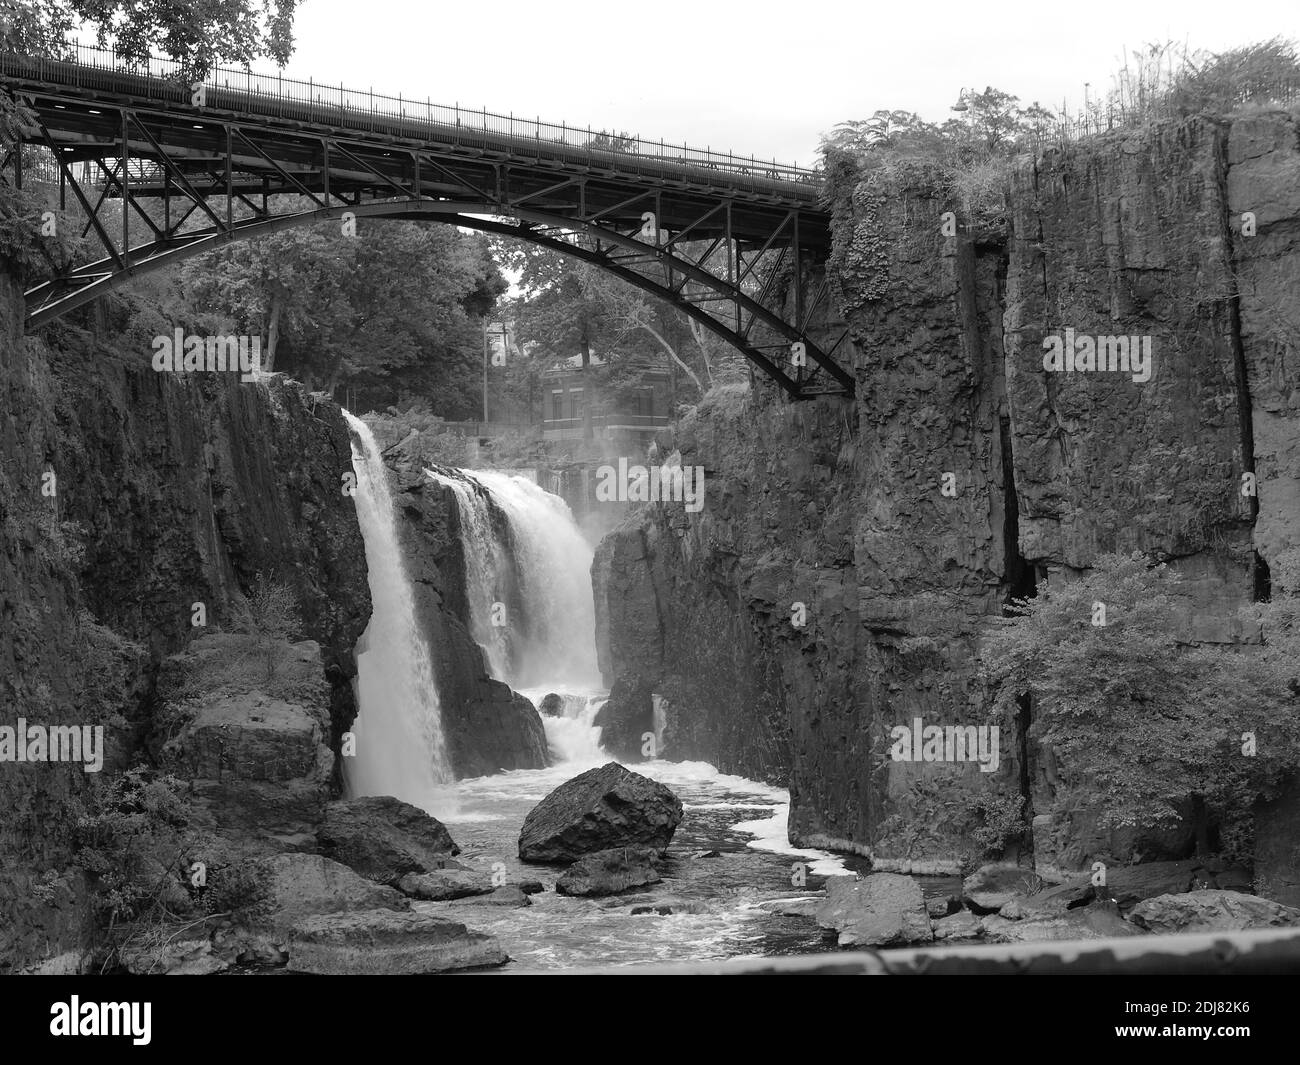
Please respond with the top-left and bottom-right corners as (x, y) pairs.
(224, 123), (233, 229)
(120, 108), (129, 260)
(322, 139), (330, 205)
(793, 211), (803, 330)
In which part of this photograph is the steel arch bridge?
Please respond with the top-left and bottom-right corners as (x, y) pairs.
(0, 46), (855, 399)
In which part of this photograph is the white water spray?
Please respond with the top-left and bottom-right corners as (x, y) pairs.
(344, 411), (453, 812)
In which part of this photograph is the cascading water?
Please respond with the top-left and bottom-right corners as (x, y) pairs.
(344, 411), (453, 813)
(464, 469), (601, 689)
(428, 473), (513, 679)
(427, 466), (606, 762)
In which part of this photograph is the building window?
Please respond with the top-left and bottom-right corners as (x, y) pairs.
(568, 388), (584, 419)
(638, 387), (654, 417)
(550, 390), (563, 422)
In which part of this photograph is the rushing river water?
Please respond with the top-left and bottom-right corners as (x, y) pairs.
(435, 747), (850, 970)
(342, 445), (955, 969)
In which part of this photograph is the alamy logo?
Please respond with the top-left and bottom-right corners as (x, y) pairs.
(595, 458), (705, 513)
(50, 997), (150, 1045)
(1041, 329), (1153, 383)
(889, 718), (1000, 773)
(152, 329), (262, 382)
(0, 720), (104, 772)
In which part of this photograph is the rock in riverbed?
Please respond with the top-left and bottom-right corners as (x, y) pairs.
(556, 847), (663, 897)
(518, 762), (682, 862)
(816, 873), (933, 947)
(962, 863), (1039, 913)
(1129, 890), (1300, 934)
(397, 869), (494, 901)
(317, 795), (459, 884)
(260, 853), (409, 928)
(287, 910), (507, 974)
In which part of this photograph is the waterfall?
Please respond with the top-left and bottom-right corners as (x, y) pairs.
(427, 472), (512, 679)
(428, 466), (606, 763)
(426, 468), (601, 690)
(343, 411), (453, 812)
(520, 691), (608, 765)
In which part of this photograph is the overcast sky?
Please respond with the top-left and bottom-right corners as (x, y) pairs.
(275, 0), (1299, 167)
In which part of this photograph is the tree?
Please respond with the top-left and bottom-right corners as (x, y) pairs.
(980, 552), (1300, 852)
(181, 214), (505, 413)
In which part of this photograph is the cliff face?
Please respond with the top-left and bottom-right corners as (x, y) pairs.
(0, 279), (370, 969)
(595, 109), (1300, 885)
(593, 389), (858, 788)
(388, 466), (549, 778)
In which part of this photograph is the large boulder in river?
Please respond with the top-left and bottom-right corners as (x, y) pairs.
(287, 910), (507, 974)
(317, 796), (459, 884)
(816, 873), (933, 947)
(816, 873), (930, 951)
(962, 862), (1039, 913)
(1129, 890), (1300, 935)
(260, 854), (409, 928)
(518, 762), (683, 862)
(556, 847), (663, 897)
(396, 869), (493, 901)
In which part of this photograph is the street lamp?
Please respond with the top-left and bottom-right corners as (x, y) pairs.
(951, 87), (975, 112)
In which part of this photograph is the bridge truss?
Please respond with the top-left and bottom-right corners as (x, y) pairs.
(0, 47), (855, 398)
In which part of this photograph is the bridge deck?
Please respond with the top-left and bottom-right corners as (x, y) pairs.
(1, 47), (823, 207)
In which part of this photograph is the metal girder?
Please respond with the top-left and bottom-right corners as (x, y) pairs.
(3, 53), (855, 398)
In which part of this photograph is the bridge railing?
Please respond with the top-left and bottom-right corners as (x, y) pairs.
(1, 44), (822, 195)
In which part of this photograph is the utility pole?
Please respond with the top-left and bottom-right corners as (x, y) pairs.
(481, 316), (489, 424)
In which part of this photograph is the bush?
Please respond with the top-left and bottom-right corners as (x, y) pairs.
(980, 552), (1300, 849)
(69, 767), (193, 926)
(232, 571), (302, 680)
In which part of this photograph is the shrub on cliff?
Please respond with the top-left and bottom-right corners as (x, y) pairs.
(232, 572), (303, 681)
(980, 552), (1300, 853)
(70, 766), (193, 926)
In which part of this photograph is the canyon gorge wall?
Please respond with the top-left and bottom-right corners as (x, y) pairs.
(594, 108), (1300, 889)
(0, 281), (371, 968)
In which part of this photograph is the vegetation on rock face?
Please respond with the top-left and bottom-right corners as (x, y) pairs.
(821, 38), (1300, 243)
(980, 553), (1300, 853)
(232, 572), (304, 682)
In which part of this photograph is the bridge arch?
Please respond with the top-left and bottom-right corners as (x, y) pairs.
(2, 46), (855, 397)
(26, 198), (847, 396)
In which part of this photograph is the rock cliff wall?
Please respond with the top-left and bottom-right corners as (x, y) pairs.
(594, 109), (1300, 888)
(0, 281), (371, 969)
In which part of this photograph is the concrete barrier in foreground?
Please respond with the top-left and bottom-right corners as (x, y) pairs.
(570, 927), (1300, 974)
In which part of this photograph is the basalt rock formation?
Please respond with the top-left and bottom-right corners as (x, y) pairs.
(594, 109), (1300, 894)
(0, 280), (370, 971)
(387, 466), (549, 776)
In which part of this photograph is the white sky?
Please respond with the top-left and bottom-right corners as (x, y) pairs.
(277, 0), (1300, 168)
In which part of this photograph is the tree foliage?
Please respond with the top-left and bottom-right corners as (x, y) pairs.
(179, 213), (505, 412)
(980, 553), (1300, 846)
(1, 0), (297, 76)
